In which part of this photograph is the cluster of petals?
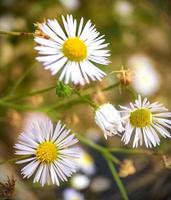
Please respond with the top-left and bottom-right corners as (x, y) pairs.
(15, 117), (80, 186)
(95, 95), (171, 148)
(13, 14), (171, 190)
(34, 15), (110, 85)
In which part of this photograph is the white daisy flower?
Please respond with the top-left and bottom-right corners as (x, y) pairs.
(76, 149), (95, 175)
(59, 0), (80, 11)
(34, 15), (110, 85)
(63, 188), (84, 200)
(95, 103), (124, 139)
(127, 54), (161, 96)
(120, 95), (171, 148)
(114, 0), (134, 17)
(71, 174), (90, 190)
(14, 117), (80, 186)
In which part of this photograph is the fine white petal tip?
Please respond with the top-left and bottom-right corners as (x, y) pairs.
(104, 134), (107, 140)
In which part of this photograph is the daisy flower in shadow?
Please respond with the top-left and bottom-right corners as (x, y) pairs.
(120, 95), (171, 148)
(34, 14), (110, 85)
(14, 117), (80, 186)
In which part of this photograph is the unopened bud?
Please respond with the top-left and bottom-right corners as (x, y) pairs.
(56, 81), (73, 98)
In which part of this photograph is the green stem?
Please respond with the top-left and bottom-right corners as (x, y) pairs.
(76, 133), (106, 152)
(0, 100), (32, 111)
(0, 155), (30, 165)
(9, 64), (36, 95)
(0, 30), (33, 36)
(104, 153), (129, 200)
(102, 82), (120, 91)
(109, 147), (153, 155)
(0, 82), (121, 111)
(45, 98), (84, 113)
(3, 85), (56, 101)
(107, 153), (121, 164)
(45, 81), (121, 112)
(75, 133), (120, 164)
(74, 89), (98, 109)
(126, 86), (137, 100)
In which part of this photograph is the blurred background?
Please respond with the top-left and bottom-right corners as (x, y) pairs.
(0, 0), (171, 199)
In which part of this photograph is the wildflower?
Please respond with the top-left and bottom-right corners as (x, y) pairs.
(114, 0), (134, 17)
(119, 159), (136, 177)
(76, 150), (95, 175)
(63, 188), (84, 200)
(95, 103), (124, 139)
(59, 0), (80, 11)
(127, 54), (160, 96)
(14, 117), (80, 186)
(120, 95), (171, 148)
(34, 15), (110, 85)
(71, 174), (90, 190)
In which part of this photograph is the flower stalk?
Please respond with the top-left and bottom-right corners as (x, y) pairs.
(0, 30), (33, 36)
(104, 153), (129, 200)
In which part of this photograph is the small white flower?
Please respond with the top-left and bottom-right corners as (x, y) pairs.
(63, 188), (84, 200)
(127, 54), (161, 96)
(76, 149), (95, 175)
(120, 95), (171, 148)
(59, 0), (80, 11)
(71, 174), (90, 190)
(14, 116), (80, 186)
(34, 15), (110, 85)
(95, 103), (124, 139)
(114, 0), (134, 17)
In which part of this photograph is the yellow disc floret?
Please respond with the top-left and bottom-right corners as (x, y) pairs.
(130, 108), (152, 128)
(36, 141), (58, 164)
(62, 37), (87, 62)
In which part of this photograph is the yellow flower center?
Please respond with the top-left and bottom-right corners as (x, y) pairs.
(130, 108), (152, 128)
(36, 141), (57, 164)
(62, 37), (87, 62)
